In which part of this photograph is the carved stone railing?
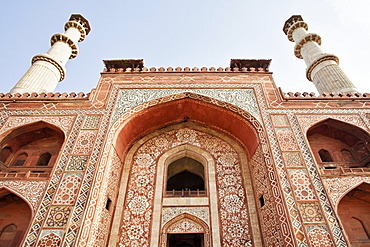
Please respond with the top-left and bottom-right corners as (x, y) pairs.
(165, 189), (207, 197)
(320, 167), (370, 176)
(0, 171), (50, 180)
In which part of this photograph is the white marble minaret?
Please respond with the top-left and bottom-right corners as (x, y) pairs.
(283, 15), (357, 94)
(10, 14), (91, 94)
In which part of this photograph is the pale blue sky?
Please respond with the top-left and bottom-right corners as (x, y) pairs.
(0, 0), (369, 94)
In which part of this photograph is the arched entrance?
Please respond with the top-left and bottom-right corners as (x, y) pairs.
(307, 119), (370, 169)
(162, 213), (209, 247)
(102, 93), (285, 246)
(0, 188), (32, 247)
(338, 183), (370, 246)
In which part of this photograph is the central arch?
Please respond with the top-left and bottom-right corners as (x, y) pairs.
(98, 93), (286, 247)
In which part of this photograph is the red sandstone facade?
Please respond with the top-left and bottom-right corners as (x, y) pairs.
(0, 58), (370, 247)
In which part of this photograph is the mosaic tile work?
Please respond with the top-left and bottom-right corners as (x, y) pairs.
(271, 114), (290, 127)
(80, 84), (292, 247)
(323, 176), (370, 208)
(37, 230), (65, 247)
(66, 156), (88, 171)
(288, 169), (316, 201)
(0, 180), (47, 211)
(62, 164), (95, 247)
(250, 146), (284, 246)
(94, 209), (111, 247)
(53, 173), (83, 205)
(167, 218), (203, 233)
(267, 115), (307, 246)
(298, 202), (325, 223)
(72, 130), (98, 155)
(289, 114), (347, 246)
(114, 88), (261, 123)
(119, 128), (252, 247)
(0, 115), (76, 135)
(24, 114), (84, 246)
(82, 115), (102, 129)
(37, 233), (61, 247)
(282, 152), (305, 167)
(45, 206), (72, 228)
(162, 207), (209, 225)
(275, 128), (300, 151)
(306, 225), (334, 247)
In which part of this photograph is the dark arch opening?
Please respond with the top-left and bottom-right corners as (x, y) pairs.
(166, 157), (205, 197)
(0, 147), (12, 163)
(338, 183), (370, 245)
(168, 233), (203, 247)
(0, 190), (32, 247)
(318, 149), (333, 162)
(36, 152), (52, 166)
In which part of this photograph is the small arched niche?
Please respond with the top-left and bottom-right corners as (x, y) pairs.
(0, 189), (32, 247)
(338, 183), (370, 245)
(307, 119), (370, 169)
(0, 121), (64, 175)
(166, 157), (206, 197)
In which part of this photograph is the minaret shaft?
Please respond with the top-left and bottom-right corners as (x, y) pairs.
(283, 15), (357, 94)
(10, 14), (90, 94)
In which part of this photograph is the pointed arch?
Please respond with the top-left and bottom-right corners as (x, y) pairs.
(161, 213), (210, 247)
(0, 121), (64, 174)
(0, 188), (32, 247)
(112, 92), (262, 160)
(338, 182), (370, 245)
(307, 118), (370, 168)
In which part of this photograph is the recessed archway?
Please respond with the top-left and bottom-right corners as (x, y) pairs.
(0, 189), (32, 247)
(0, 121), (64, 174)
(307, 119), (370, 168)
(338, 183), (370, 245)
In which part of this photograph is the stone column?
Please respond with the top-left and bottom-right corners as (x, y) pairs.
(10, 14), (91, 94)
(283, 15), (357, 94)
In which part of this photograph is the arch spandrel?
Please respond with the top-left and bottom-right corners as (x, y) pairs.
(0, 116), (75, 137)
(111, 92), (262, 160)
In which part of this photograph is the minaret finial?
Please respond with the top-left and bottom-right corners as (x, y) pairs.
(10, 14), (91, 94)
(283, 15), (357, 94)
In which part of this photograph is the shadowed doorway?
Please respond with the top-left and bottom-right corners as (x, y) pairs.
(168, 233), (203, 247)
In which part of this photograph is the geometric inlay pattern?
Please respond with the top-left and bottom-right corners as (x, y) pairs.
(162, 207), (209, 225)
(119, 127), (251, 247)
(275, 128), (299, 151)
(45, 206), (72, 228)
(323, 176), (370, 208)
(82, 115), (102, 129)
(37, 232), (61, 247)
(53, 173), (82, 205)
(66, 156), (89, 171)
(289, 170), (316, 201)
(72, 130), (97, 155)
(0, 115), (75, 136)
(282, 152), (305, 167)
(298, 202), (324, 223)
(0, 180), (47, 211)
(271, 114), (290, 127)
(167, 218), (204, 233)
(114, 88), (261, 123)
(306, 225), (334, 247)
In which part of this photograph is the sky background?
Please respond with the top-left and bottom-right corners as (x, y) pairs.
(0, 0), (369, 94)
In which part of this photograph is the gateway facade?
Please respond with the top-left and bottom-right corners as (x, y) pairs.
(0, 15), (369, 247)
